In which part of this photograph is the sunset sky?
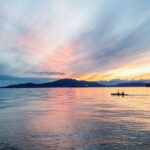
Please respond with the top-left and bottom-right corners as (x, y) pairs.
(0, 0), (150, 81)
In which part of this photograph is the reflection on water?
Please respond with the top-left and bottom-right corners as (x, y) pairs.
(0, 87), (150, 150)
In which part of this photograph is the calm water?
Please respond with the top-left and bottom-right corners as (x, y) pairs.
(0, 88), (150, 150)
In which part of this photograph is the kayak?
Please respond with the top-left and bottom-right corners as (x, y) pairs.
(111, 93), (128, 96)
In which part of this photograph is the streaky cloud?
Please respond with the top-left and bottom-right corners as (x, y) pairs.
(32, 71), (66, 76)
(0, 0), (149, 80)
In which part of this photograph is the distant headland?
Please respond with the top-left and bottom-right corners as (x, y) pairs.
(1, 78), (149, 88)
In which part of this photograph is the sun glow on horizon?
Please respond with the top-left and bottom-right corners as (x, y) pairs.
(76, 66), (150, 81)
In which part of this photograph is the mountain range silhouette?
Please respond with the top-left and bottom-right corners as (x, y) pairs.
(3, 78), (149, 88)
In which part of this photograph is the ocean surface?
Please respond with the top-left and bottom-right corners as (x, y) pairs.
(0, 87), (150, 150)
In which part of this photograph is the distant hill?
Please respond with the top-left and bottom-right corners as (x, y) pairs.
(4, 79), (105, 88)
(113, 81), (148, 87)
(97, 79), (127, 86)
(97, 79), (150, 86)
(1, 77), (149, 88)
